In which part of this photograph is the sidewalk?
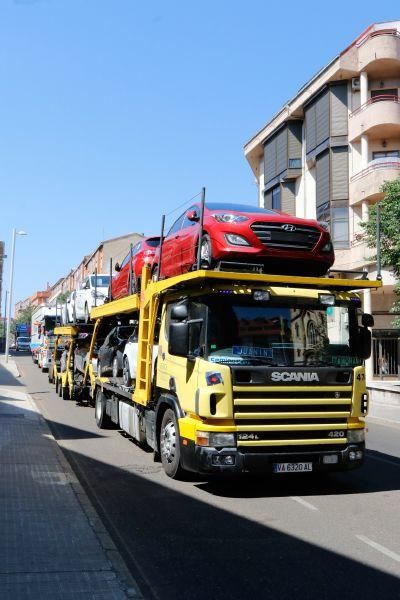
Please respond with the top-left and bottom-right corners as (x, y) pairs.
(366, 378), (400, 426)
(0, 356), (142, 600)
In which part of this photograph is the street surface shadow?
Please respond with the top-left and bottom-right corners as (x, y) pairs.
(60, 444), (400, 600)
(44, 419), (104, 441)
(0, 363), (23, 387)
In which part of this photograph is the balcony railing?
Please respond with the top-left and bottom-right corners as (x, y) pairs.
(356, 28), (400, 47)
(350, 95), (400, 118)
(350, 158), (400, 182)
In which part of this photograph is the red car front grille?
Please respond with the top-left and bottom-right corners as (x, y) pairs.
(251, 222), (321, 251)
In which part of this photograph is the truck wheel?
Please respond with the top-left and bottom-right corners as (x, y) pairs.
(122, 357), (131, 386)
(95, 388), (112, 429)
(62, 384), (70, 400)
(160, 408), (183, 479)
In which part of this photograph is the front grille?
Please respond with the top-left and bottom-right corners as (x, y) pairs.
(251, 222), (321, 251)
(233, 385), (352, 448)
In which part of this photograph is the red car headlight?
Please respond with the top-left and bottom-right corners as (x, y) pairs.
(212, 213), (249, 223)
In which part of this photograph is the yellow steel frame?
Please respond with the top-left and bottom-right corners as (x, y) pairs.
(85, 266), (382, 408)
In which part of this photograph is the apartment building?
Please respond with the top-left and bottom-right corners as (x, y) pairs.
(46, 231), (144, 303)
(244, 21), (400, 379)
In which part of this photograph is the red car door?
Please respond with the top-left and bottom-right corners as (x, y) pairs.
(112, 253), (130, 299)
(180, 207), (200, 272)
(161, 213), (185, 277)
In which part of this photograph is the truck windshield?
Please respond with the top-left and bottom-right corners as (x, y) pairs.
(91, 275), (110, 287)
(205, 296), (361, 368)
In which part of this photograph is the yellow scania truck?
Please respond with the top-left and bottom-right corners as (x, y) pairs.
(54, 267), (380, 479)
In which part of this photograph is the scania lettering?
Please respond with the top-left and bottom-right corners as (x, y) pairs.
(270, 372), (320, 382)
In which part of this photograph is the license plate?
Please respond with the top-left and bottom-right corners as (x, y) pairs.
(273, 462), (313, 473)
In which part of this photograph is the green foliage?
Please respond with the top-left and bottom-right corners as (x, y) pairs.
(57, 291), (70, 304)
(15, 304), (35, 325)
(361, 178), (400, 326)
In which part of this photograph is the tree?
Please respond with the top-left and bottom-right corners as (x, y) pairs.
(15, 303), (35, 325)
(362, 177), (400, 326)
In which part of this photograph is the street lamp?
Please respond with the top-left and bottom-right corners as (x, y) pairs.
(5, 229), (27, 362)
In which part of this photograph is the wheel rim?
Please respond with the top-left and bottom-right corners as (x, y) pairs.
(200, 240), (211, 263)
(161, 419), (177, 464)
(96, 396), (102, 421)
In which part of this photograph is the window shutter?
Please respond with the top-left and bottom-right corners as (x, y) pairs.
(281, 181), (296, 215)
(331, 146), (349, 200)
(330, 83), (348, 137)
(316, 150), (330, 208)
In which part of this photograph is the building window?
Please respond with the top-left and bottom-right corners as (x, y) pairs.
(372, 150), (399, 161)
(371, 88), (398, 102)
(271, 185), (281, 210)
(331, 207), (349, 248)
(288, 158), (301, 169)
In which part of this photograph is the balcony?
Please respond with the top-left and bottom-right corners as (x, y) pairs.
(350, 157), (400, 204)
(349, 95), (400, 141)
(357, 29), (400, 74)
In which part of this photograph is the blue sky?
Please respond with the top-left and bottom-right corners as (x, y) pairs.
(1, 0), (398, 307)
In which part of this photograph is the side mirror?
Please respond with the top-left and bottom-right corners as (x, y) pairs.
(169, 322), (189, 357)
(187, 210), (199, 222)
(358, 327), (372, 360)
(362, 313), (374, 328)
(171, 302), (188, 320)
(115, 262), (121, 272)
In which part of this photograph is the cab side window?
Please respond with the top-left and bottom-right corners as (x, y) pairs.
(166, 214), (184, 237)
(182, 206), (199, 229)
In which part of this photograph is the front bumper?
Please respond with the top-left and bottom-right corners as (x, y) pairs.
(181, 442), (365, 474)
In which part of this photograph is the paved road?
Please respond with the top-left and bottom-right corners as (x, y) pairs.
(15, 353), (400, 600)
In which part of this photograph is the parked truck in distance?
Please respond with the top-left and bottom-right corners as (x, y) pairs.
(30, 305), (59, 364)
(50, 265), (380, 479)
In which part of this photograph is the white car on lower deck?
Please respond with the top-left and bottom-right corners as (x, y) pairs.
(66, 274), (110, 323)
(122, 333), (158, 387)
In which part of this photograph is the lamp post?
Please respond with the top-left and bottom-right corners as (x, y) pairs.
(5, 229), (27, 362)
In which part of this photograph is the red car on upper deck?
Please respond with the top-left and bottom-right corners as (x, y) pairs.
(152, 203), (334, 278)
(111, 236), (160, 299)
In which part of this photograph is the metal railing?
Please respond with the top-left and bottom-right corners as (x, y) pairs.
(356, 28), (400, 47)
(350, 158), (400, 182)
(350, 94), (400, 117)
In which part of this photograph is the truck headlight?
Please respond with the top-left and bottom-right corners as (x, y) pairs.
(195, 431), (236, 447)
(347, 429), (365, 443)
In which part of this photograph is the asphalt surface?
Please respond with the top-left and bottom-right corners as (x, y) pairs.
(15, 353), (400, 600)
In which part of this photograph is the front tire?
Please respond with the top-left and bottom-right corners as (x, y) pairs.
(151, 265), (159, 282)
(112, 355), (120, 378)
(122, 356), (132, 387)
(199, 234), (213, 269)
(160, 409), (183, 479)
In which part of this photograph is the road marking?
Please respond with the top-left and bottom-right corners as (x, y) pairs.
(356, 535), (400, 563)
(290, 496), (318, 511)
